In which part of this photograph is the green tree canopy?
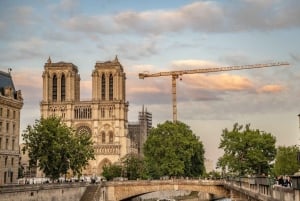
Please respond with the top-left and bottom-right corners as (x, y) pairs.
(217, 123), (276, 176)
(101, 154), (147, 180)
(121, 153), (147, 180)
(102, 164), (122, 181)
(22, 116), (95, 180)
(273, 145), (300, 176)
(143, 121), (205, 179)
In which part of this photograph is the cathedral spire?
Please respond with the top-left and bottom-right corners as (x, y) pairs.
(47, 56), (52, 64)
(114, 55), (118, 62)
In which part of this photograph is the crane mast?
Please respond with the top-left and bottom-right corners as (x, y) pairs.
(139, 62), (289, 122)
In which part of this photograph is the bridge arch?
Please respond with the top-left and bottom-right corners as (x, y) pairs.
(105, 180), (229, 201)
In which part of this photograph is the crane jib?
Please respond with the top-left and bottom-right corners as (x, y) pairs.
(139, 62), (289, 78)
(138, 61), (290, 122)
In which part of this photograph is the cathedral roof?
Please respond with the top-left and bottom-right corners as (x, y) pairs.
(95, 55), (124, 71)
(44, 57), (78, 71)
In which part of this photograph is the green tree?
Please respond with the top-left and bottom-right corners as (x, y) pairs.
(143, 121), (205, 179)
(217, 123), (276, 176)
(102, 164), (122, 181)
(273, 145), (300, 176)
(121, 153), (147, 180)
(22, 116), (95, 180)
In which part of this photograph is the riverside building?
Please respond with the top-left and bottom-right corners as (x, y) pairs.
(0, 70), (23, 185)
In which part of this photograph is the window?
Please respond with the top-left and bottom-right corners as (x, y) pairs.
(5, 138), (8, 149)
(101, 108), (105, 118)
(101, 74), (106, 100)
(0, 121), (2, 132)
(0, 108), (2, 117)
(61, 74), (66, 101)
(76, 126), (92, 136)
(12, 124), (15, 134)
(6, 122), (9, 133)
(5, 157), (7, 167)
(109, 74), (113, 100)
(109, 131), (113, 143)
(101, 132), (105, 143)
(13, 111), (16, 119)
(6, 123), (9, 133)
(11, 158), (14, 166)
(0, 137), (2, 149)
(12, 139), (15, 150)
(7, 109), (9, 118)
(52, 75), (57, 101)
(109, 107), (113, 118)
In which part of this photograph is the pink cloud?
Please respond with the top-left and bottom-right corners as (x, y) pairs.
(12, 71), (42, 89)
(183, 73), (254, 91)
(257, 84), (285, 93)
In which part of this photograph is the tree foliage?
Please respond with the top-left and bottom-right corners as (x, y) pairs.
(102, 164), (122, 181)
(101, 154), (149, 180)
(217, 123), (276, 176)
(22, 116), (95, 180)
(143, 121), (205, 179)
(273, 145), (300, 176)
(121, 153), (147, 180)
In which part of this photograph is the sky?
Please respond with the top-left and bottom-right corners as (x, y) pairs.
(1, 0), (300, 167)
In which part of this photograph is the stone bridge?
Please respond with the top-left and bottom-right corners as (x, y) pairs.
(1, 178), (299, 201)
(103, 179), (229, 201)
(95, 178), (300, 201)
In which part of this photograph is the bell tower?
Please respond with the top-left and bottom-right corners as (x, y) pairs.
(92, 55), (125, 102)
(41, 57), (80, 103)
(40, 57), (80, 121)
(91, 56), (129, 165)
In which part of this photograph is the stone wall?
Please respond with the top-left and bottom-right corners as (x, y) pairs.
(0, 183), (87, 201)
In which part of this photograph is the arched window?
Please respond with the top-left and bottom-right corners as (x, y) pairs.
(109, 131), (113, 143)
(109, 74), (113, 100)
(109, 107), (113, 118)
(61, 74), (66, 101)
(101, 74), (106, 100)
(52, 75), (57, 101)
(101, 132), (106, 143)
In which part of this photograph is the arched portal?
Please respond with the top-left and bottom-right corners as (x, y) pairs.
(97, 158), (112, 175)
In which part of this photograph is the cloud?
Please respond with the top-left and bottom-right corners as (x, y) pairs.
(58, 0), (79, 11)
(290, 53), (300, 62)
(6, 38), (46, 60)
(13, 6), (35, 26)
(12, 70), (42, 104)
(114, 37), (160, 59)
(62, 15), (119, 34)
(171, 60), (219, 69)
(61, 1), (300, 36)
(185, 73), (254, 91)
(49, 0), (79, 15)
(257, 84), (285, 93)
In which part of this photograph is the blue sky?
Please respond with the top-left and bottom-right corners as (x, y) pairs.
(1, 0), (300, 166)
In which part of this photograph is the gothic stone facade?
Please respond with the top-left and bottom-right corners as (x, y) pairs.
(0, 70), (23, 185)
(40, 57), (129, 176)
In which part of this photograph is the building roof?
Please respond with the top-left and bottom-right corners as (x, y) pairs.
(0, 70), (15, 95)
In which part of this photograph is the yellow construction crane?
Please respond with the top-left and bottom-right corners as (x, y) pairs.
(139, 62), (289, 122)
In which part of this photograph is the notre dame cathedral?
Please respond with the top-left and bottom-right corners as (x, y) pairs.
(40, 56), (131, 176)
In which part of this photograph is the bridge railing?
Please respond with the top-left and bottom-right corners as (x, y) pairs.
(224, 176), (297, 201)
